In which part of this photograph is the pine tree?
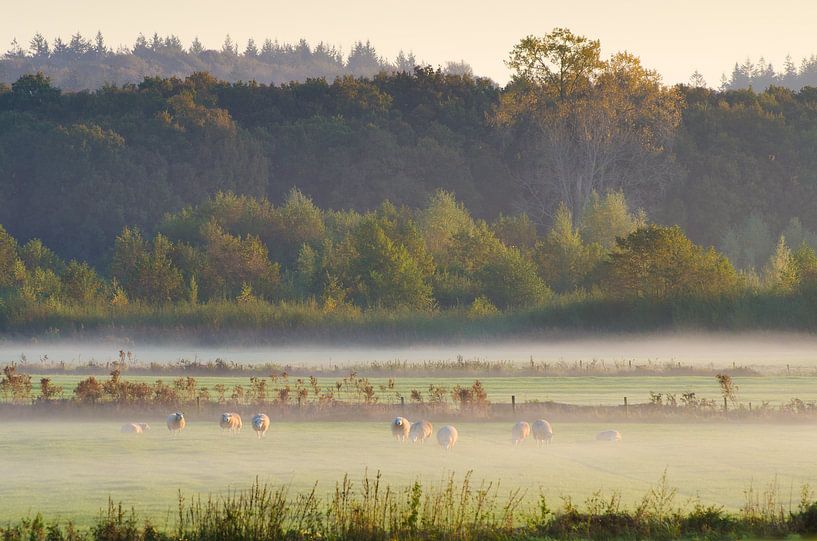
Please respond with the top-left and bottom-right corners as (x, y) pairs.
(222, 34), (237, 55)
(689, 70), (707, 88)
(244, 38), (258, 58)
(29, 33), (50, 58)
(189, 36), (204, 55)
(93, 31), (107, 55)
(763, 235), (794, 291)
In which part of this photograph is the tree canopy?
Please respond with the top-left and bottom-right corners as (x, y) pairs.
(1, 28), (817, 281)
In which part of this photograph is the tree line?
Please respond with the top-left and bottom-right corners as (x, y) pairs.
(718, 53), (817, 91)
(5, 186), (817, 331)
(0, 31), (469, 91)
(6, 30), (817, 94)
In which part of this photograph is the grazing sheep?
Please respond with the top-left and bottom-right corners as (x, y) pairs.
(511, 421), (531, 446)
(252, 413), (270, 439)
(409, 420), (433, 444)
(120, 422), (150, 434)
(596, 429), (622, 442)
(166, 412), (186, 434)
(391, 417), (411, 442)
(219, 412), (243, 434)
(437, 425), (458, 450)
(531, 419), (553, 446)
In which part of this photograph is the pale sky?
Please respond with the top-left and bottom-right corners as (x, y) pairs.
(2, 0), (816, 86)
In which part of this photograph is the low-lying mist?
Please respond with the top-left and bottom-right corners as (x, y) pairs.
(2, 331), (817, 369)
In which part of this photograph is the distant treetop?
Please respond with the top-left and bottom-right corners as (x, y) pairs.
(0, 32), (477, 91)
(717, 54), (817, 90)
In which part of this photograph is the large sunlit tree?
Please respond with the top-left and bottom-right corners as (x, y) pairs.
(498, 28), (682, 225)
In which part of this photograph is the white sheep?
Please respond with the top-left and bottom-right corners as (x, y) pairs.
(120, 422), (150, 434)
(252, 413), (270, 439)
(166, 412), (186, 435)
(391, 417), (411, 442)
(511, 421), (531, 446)
(531, 419), (553, 446)
(596, 429), (622, 442)
(219, 412), (243, 434)
(437, 425), (458, 450)
(409, 420), (433, 444)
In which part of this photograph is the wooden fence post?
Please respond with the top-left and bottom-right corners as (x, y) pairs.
(624, 396), (628, 417)
(400, 395), (405, 415)
(723, 396), (728, 415)
(511, 395), (516, 414)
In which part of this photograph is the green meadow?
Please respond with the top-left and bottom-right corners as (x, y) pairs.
(2, 420), (816, 528)
(18, 373), (817, 406)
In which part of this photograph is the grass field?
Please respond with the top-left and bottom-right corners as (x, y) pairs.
(20, 373), (817, 406)
(2, 419), (816, 528)
(6, 339), (817, 535)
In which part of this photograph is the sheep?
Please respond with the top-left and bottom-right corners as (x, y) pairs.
(596, 429), (622, 442)
(219, 412), (243, 434)
(511, 421), (531, 446)
(252, 413), (270, 439)
(120, 422), (150, 434)
(531, 419), (553, 446)
(166, 412), (186, 434)
(437, 425), (458, 450)
(409, 420), (433, 444)
(391, 417), (411, 442)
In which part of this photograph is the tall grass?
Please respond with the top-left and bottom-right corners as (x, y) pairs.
(6, 290), (817, 342)
(4, 473), (817, 540)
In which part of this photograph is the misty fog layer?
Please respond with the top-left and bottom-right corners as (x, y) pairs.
(3, 332), (817, 369)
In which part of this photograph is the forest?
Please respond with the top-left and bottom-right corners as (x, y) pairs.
(2, 28), (817, 335)
(0, 32), (432, 90)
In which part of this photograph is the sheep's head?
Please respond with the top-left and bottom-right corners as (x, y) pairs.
(393, 418), (403, 426)
(174, 412), (184, 420)
(222, 413), (231, 422)
(140, 423), (151, 431)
